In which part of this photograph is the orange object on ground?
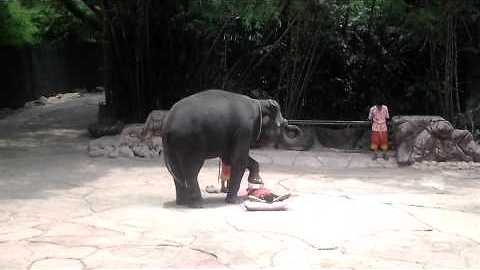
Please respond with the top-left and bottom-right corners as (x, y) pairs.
(219, 161), (230, 193)
(371, 131), (388, 151)
(220, 162), (231, 181)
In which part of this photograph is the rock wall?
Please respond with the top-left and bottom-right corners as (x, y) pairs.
(88, 124), (163, 159)
(87, 110), (168, 159)
(392, 115), (480, 165)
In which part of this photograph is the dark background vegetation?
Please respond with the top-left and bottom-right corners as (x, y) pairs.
(1, 0), (480, 129)
(0, 42), (100, 108)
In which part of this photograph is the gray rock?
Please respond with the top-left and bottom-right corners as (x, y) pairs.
(87, 112), (166, 159)
(119, 145), (134, 158)
(142, 110), (168, 138)
(119, 124), (144, 146)
(38, 96), (49, 104)
(88, 148), (106, 158)
(392, 115), (480, 165)
(87, 136), (120, 157)
(132, 144), (152, 158)
(108, 148), (120, 158)
(104, 145), (115, 155)
(25, 96), (48, 107)
(88, 121), (124, 138)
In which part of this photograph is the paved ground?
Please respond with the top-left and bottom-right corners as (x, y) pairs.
(1, 92), (480, 269)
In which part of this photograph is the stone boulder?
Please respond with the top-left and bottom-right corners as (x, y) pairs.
(87, 124), (163, 159)
(88, 121), (124, 138)
(87, 110), (168, 159)
(141, 110), (168, 138)
(24, 96), (49, 107)
(392, 115), (480, 165)
(87, 135), (121, 158)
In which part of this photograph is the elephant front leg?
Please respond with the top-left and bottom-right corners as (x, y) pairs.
(225, 131), (250, 204)
(225, 164), (247, 204)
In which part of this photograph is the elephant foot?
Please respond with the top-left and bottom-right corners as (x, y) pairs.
(225, 196), (243, 204)
(248, 177), (264, 185)
(175, 199), (189, 206)
(187, 198), (204, 208)
(176, 198), (204, 208)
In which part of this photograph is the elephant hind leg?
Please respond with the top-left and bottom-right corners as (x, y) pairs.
(166, 146), (204, 207)
(169, 153), (190, 206)
(174, 181), (189, 206)
(179, 156), (205, 208)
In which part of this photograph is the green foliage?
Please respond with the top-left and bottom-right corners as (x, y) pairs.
(4, 0), (478, 119)
(187, 0), (281, 31)
(0, 0), (39, 46)
(89, 0), (480, 120)
(32, 1), (92, 43)
(0, 0), (95, 47)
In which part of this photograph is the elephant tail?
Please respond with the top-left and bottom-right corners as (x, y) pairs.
(162, 136), (188, 188)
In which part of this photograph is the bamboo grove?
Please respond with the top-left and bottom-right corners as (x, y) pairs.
(2, 0), (480, 126)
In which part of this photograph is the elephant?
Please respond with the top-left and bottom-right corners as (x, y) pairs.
(162, 89), (300, 207)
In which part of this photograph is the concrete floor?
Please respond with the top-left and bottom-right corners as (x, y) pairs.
(1, 92), (479, 269)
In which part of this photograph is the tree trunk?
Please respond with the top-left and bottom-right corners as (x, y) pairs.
(102, 0), (114, 118)
(444, 13), (460, 120)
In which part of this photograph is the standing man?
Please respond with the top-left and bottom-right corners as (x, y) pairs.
(368, 101), (390, 160)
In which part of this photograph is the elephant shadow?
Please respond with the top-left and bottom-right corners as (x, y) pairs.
(162, 195), (246, 209)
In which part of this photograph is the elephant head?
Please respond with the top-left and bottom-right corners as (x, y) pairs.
(256, 99), (302, 145)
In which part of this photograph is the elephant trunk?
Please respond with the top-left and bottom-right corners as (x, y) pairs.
(280, 124), (315, 150)
(282, 124), (303, 142)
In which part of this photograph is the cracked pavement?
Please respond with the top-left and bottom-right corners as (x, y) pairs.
(1, 93), (480, 269)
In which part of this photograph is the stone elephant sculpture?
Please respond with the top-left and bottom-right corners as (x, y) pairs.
(162, 89), (300, 207)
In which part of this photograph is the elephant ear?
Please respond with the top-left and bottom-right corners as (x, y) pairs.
(263, 99), (284, 128)
(266, 99), (280, 111)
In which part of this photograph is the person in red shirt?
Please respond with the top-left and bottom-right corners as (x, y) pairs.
(220, 160), (263, 193)
(368, 101), (390, 160)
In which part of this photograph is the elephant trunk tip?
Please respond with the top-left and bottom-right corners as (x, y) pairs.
(284, 124), (302, 138)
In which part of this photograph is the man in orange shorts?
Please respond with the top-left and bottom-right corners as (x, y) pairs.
(368, 101), (390, 160)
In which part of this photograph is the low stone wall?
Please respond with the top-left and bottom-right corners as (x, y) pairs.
(88, 120), (371, 159)
(314, 126), (370, 150)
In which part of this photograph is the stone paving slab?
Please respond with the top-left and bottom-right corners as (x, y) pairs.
(1, 93), (480, 269)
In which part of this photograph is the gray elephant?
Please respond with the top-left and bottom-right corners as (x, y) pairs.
(162, 89), (300, 207)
